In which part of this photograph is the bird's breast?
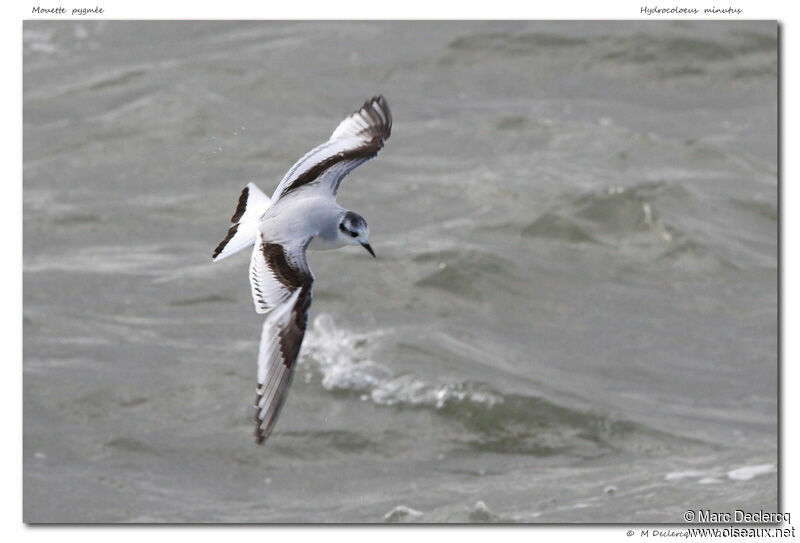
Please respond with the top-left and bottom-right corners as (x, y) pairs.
(308, 230), (345, 251)
(262, 194), (344, 250)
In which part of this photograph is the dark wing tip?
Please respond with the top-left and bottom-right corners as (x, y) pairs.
(347, 95), (391, 144)
(365, 95), (392, 141)
(253, 393), (273, 445)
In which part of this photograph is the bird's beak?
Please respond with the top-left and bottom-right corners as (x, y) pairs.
(361, 242), (376, 258)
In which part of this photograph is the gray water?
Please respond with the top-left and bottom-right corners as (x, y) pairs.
(23, 21), (778, 523)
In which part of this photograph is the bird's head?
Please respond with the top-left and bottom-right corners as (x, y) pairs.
(338, 211), (375, 257)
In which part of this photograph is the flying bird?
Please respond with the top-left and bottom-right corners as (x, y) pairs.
(212, 96), (392, 444)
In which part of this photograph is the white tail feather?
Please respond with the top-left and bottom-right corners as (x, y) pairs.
(212, 183), (271, 262)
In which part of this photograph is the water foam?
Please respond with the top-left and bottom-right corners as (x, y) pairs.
(383, 505), (424, 523)
(469, 500), (501, 523)
(302, 314), (504, 410)
(300, 315), (666, 458)
(727, 463), (775, 481)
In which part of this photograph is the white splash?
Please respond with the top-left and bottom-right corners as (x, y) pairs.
(383, 505), (423, 522)
(303, 314), (504, 410)
(303, 314), (391, 392)
(665, 470), (707, 481)
(469, 500), (499, 522)
(727, 463), (776, 481)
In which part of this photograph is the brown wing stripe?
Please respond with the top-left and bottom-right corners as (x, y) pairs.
(230, 185), (250, 223)
(211, 184), (252, 259)
(253, 287), (309, 444)
(277, 141), (384, 200)
(278, 287), (312, 369)
(211, 222), (239, 260)
(260, 242), (311, 289)
(277, 96), (391, 200)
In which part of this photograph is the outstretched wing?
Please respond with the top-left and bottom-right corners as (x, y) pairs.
(271, 95), (392, 202)
(249, 232), (313, 444)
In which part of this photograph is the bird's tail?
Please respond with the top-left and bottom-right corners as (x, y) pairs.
(212, 183), (271, 262)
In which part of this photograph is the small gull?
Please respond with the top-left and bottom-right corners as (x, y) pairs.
(212, 96), (392, 444)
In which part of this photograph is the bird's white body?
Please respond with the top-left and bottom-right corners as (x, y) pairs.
(260, 194), (348, 251)
(211, 96), (391, 444)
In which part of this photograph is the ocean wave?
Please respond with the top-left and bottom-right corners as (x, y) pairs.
(601, 32), (774, 65)
(23, 244), (178, 276)
(520, 181), (681, 247)
(449, 32), (588, 54)
(412, 248), (519, 300)
(383, 505), (424, 523)
(302, 314), (675, 457)
(304, 314), (502, 407)
(519, 181), (738, 273)
(443, 27), (775, 80)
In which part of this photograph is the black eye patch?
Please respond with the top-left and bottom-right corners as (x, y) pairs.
(340, 222), (358, 237)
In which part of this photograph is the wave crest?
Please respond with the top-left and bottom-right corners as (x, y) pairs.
(302, 315), (678, 457)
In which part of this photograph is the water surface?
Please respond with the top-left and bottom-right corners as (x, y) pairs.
(23, 21), (778, 522)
